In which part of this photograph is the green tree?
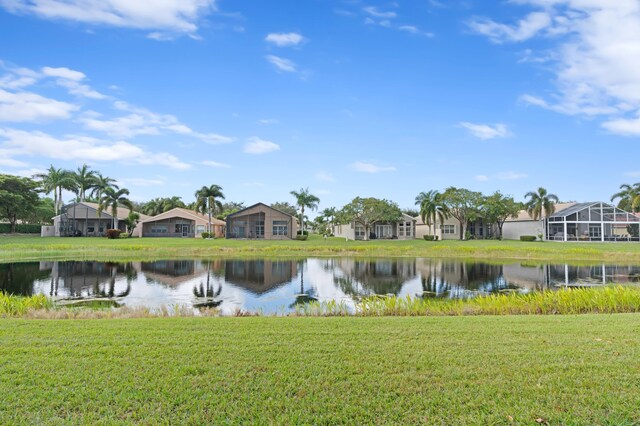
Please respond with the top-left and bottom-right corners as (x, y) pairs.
(73, 164), (97, 202)
(611, 183), (640, 213)
(271, 201), (298, 217)
(25, 197), (56, 225)
(415, 190), (448, 238)
(480, 191), (521, 239)
(216, 201), (245, 220)
(33, 165), (76, 214)
(90, 173), (119, 201)
(98, 187), (133, 230)
(525, 187), (559, 240)
(0, 174), (41, 233)
(124, 211), (141, 237)
(195, 184), (225, 234)
(340, 197), (403, 241)
(441, 187), (483, 240)
(290, 187), (320, 235)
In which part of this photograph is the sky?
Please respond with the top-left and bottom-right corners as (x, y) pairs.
(1, 0), (640, 214)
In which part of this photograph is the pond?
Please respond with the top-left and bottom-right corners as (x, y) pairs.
(2, 258), (640, 314)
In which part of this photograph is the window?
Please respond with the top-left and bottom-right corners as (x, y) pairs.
(255, 220), (265, 237)
(355, 225), (365, 239)
(441, 224), (455, 235)
(273, 220), (288, 236)
(196, 225), (205, 233)
(399, 222), (412, 237)
(589, 225), (602, 238)
(87, 225), (95, 233)
(151, 226), (168, 233)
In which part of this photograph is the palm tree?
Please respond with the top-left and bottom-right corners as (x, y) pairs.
(195, 184), (225, 235)
(290, 187), (320, 235)
(611, 183), (640, 213)
(415, 190), (448, 238)
(33, 165), (76, 214)
(90, 173), (119, 201)
(98, 187), (133, 230)
(524, 187), (559, 240)
(162, 196), (186, 211)
(73, 164), (97, 202)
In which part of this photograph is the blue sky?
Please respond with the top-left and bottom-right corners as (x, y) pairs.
(1, 0), (639, 213)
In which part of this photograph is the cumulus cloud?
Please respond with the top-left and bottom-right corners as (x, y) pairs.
(468, 12), (552, 43)
(0, 89), (77, 122)
(265, 55), (297, 73)
(474, 174), (490, 182)
(475, 171), (528, 181)
(265, 32), (305, 47)
(244, 137), (280, 154)
(363, 6), (396, 19)
(315, 171), (335, 182)
(201, 160), (231, 168)
(41, 66), (85, 81)
(459, 122), (511, 140)
(350, 161), (396, 173)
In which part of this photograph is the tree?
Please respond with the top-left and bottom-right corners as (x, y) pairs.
(271, 201), (298, 217)
(90, 173), (119, 201)
(141, 196), (186, 216)
(402, 208), (420, 218)
(33, 165), (76, 214)
(290, 187), (320, 234)
(340, 197), (403, 241)
(195, 184), (225, 235)
(0, 174), (41, 233)
(24, 198), (56, 225)
(441, 187), (483, 240)
(98, 187), (133, 230)
(216, 201), (245, 220)
(73, 164), (97, 202)
(415, 190), (448, 238)
(124, 212), (140, 237)
(525, 187), (559, 240)
(611, 183), (640, 213)
(480, 191), (521, 239)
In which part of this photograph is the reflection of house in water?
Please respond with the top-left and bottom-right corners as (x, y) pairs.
(42, 261), (138, 298)
(332, 259), (417, 296)
(224, 260), (297, 294)
(0, 262), (51, 296)
(141, 260), (224, 287)
(416, 259), (517, 296)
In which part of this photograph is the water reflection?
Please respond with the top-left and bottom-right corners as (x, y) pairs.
(1, 258), (640, 314)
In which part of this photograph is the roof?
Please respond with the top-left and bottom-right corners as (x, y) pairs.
(140, 207), (225, 225)
(55, 202), (150, 221)
(549, 202), (600, 218)
(226, 202), (295, 219)
(506, 202), (576, 222)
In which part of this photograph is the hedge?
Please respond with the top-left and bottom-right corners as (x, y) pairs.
(0, 223), (42, 234)
(520, 235), (537, 242)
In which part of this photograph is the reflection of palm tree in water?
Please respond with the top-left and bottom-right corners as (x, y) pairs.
(193, 260), (223, 308)
(92, 263), (131, 298)
(293, 260), (317, 306)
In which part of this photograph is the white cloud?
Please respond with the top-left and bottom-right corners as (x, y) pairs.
(0, 0), (217, 37)
(496, 171), (528, 180)
(459, 122), (511, 140)
(472, 1), (640, 135)
(315, 171), (335, 182)
(265, 55), (297, 73)
(468, 12), (552, 43)
(243, 137), (280, 154)
(0, 89), (77, 122)
(0, 154), (28, 167)
(474, 174), (490, 182)
(0, 127), (190, 169)
(363, 6), (396, 19)
(122, 178), (165, 186)
(265, 32), (305, 47)
(350, 161), (396, 173)
(41, 66), (85, 81)
(257, 118), (278, 125)
(201, 160), (231, 168)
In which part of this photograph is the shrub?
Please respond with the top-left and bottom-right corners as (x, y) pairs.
(423, 235), (435, 241)
(295, 235), (308, 241)
(297, 230), (309, 236)
(0, 223), (42, 234)
(105, 229), (121, 239)
(465, 231), (474, 240)
(119, 233), (129, 239)
(520, 235), (537, 242)
(201, 232), (211, 239)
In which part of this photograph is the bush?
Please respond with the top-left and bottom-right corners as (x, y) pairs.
(520, 235), (537, 242)
(201, 232), (211, 239)
(465, 231), (474, 240)
(105, 229), (121, 239)
(0, 223), (42, 234)
(295, 235), (308, 241)
(423, 235), (435, 241)
(119, 233), (129, 239)
(297, 230), (309, 236)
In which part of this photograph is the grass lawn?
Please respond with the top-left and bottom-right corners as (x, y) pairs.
(3, 234), (640, 262)
(1, 315), (639, 424)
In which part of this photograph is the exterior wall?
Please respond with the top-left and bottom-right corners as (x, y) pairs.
(142, 219), (196, 238)
(333, 223), (356, 240)
(139, 208), (225, 238)
(502, 220), (541, 240)
(334, 217), (417, 241)
(40, 225), (55, 237)
(227, 204), (297, 240)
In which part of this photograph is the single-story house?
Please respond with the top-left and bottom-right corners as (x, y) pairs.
(139, 208), (225, 238)
(224, 259), (298, 294)
(43, 202), (149, 238)
(333, 213), (417, 240)
(226, 203), (298, 240)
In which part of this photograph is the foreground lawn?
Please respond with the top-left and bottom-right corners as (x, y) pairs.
(3, 234), (640, 262)
(1, 315), (639, 424)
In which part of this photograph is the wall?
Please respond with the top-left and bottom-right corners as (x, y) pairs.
(502, 220), (541, 240)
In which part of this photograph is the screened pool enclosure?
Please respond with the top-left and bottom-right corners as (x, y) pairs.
(547, 202), (640, 242)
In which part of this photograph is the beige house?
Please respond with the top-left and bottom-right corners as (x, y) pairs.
(226, 203), (298, 240)
(44, 202), (149, 237)
(333, 213), (417, 240)
(139, 208), (225, 238)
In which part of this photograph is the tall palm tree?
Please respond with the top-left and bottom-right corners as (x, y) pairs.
(162, 196), (186, 211)
(90, 173), (119, 201)
(73, 164), (97, 202)
(290, 187), (320, 235)
(33, 165), (76, 214)
(195, 184), (225, 234)
(98, 187), (133, 230)
(611, 183), (640, 213)
(415, 190), (448, 238)
(525, 187), (559, 240)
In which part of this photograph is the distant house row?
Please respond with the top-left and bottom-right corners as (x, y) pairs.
(42, 202), (298, 240)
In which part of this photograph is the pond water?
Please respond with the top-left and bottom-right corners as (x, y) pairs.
(2, 259), (640, 314)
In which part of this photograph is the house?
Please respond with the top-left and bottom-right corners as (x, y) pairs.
(226, 203), (298, 240)
(225, 259), (298, 294)
(43, 202), (149, 237)
(139, 208), (225, 238)
(333, 213), (417, 240)
(414, 216), (489, 240)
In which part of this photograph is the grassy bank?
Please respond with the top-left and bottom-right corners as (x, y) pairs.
(1, 315), (639, 424)
(3, 235), (640, 262)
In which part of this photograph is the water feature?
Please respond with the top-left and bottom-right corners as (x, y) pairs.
(2, 258), (640, 314)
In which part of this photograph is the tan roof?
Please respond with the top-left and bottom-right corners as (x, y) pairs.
(507, 202), (576, 222)
(82, 202), (150, 221)
(140, 207), (225, 225)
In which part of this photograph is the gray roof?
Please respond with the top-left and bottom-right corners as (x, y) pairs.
(549, 202), (600, 218)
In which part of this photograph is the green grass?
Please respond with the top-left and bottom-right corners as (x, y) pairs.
(1, 315), (640, 424)
(3, 234), (640, 262)
(0, 293), (52, 316)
